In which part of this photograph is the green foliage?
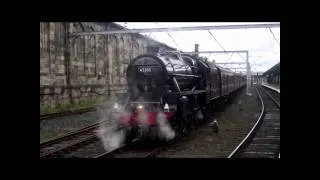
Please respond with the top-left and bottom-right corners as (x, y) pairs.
(40, 98), (106, 115)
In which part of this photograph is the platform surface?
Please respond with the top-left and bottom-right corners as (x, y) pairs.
(262, 83), (280, 93)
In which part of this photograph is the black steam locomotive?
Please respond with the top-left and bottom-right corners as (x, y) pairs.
(114, 51), (246, 141)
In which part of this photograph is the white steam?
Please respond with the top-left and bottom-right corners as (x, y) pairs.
(95, 94), (177, 151)
(95, 126), (126, 151)
(95, 95), (128, 151)
(157, 112), (175, 141)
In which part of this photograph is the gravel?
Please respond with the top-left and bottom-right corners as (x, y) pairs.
(157, 86), (261, 158)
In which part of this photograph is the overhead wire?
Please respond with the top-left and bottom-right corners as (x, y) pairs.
(121, 23), (278, 73)
(155, 23), (182, 52)
(207, 30), (246, 67)
(268, 28), (280, 47)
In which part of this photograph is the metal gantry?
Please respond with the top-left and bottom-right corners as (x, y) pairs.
(67, 23), (277, 95)
(175, 50), (251, 95)
(71, 23), (280, 36)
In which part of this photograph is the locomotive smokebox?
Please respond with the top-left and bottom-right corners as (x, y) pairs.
(126, 55), (167, 102)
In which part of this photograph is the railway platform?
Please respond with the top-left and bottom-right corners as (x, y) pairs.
(262, 83), (280, 93)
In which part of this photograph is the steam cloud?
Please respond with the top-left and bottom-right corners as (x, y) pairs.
(95, 94), (176, 152)
(157, 112), (175, 141)
(95, 95), (127, 151)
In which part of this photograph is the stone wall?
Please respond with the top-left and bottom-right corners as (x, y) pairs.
(40, 22), (174, 106)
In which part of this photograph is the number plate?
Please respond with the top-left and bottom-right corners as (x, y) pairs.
(138, 67), (152, 73)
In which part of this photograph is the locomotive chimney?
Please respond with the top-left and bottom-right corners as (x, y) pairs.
(195, 44), (199, 57)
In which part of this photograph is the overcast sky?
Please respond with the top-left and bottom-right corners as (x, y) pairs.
(115, 22), (280, 73)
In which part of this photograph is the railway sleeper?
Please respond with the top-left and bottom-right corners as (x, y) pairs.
(245, 144), (280, 152)
(264, 113), (280, 119)
(239, 151), (278, 158)
(251, 137), (280, 145)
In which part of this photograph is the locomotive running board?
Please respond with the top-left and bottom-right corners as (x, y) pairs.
(166, 90), (206, 96)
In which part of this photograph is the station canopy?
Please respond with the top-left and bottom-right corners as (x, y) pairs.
(263, 62), (280, 76)
(115, 22), (280, 74)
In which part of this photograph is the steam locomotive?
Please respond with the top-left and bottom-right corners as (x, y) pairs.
(112, 51), (246, 141)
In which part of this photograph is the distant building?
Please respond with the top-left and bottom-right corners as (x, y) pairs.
(252, 72), (265, 84)
(263, 62), (280, 85)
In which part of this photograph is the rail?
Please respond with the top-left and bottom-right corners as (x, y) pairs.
(40, 120), (109, 158)
(40, 107), (96, 121)
(228, 85), (280, 158)
(40, 120), (104, 146)
(227, 86), (265, 158)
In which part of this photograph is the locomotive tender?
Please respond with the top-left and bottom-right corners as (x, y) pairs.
(113, 51), (246, 141)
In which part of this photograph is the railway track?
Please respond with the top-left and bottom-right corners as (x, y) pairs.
(93, 99), (232, 159)
(94, 136), (185, 158)
(94, 138), (147, 158)
(94, 86), (244, 159)
(40, 122), (160, 158)
(41, 87), (245, 158)
(40, 109), (177, 158)
(40, 120), (107, 158)
(228, 85), (280, 158)
(40, 107), (96, 121)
